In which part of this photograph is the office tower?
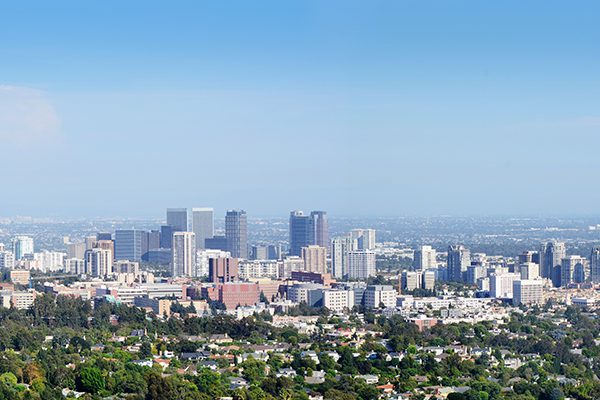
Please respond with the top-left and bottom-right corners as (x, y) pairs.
(413, 245), (437, 270)
(490, 273), (520, 299)
(96, 232), (112, 241)
(12, 236), (34, 260)
(310, 211), (328, 249)
(208, 257), (239, 283)
(447, 245), (470, 282)
(560, 255), (588, 286)
(114, 230), (146, 261)
(513, 280), (543, 306)
(401, 270), (421, 292)
(160, 225), (174, 249)
(225, 210), (247, 258)
(67, 243), (86, 259)
(540, 241), (566, 287)
(147, 230), (161, 250)
(590, 247), (600, 283)
(519, 262), (540, 280)
(518, 251), (539, 265)
(84, 248), (113, 277)
(301, 245), (327, 274)
(347, 250), (376, 279)
(167, 208), (188, 232)
(172, 232), (196, 277)
(351, 229), (376, 250)
(289, 211), (314, 256)
(192, 208), (214, 250)
(331, 236), (353, 279)
(205, 235), (228, 252)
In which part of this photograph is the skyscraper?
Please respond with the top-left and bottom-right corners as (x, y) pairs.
(560, 255), (588, 286)
(310, 211), (328, 249)
(540, 241), (566, 287)
(591, 247), (600, 283)
(172, 232), (196, 277)
(166, 208), (188, 232)
(114, 230), (146, 261)
(84, 248), (113, 277)
(331, 236), (354, 279)
(12, 236), (34, 260)
(160, 225), (174, 249)
(225, 210), (247, 258)
(192, 208), (214, 250)
(413, 245), (437, 270)
(289, 211), (313, 257)
(350, 229), (376, 250)
(447, 245), (470, 282)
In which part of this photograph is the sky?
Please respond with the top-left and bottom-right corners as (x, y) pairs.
(1, 1), (599, 218)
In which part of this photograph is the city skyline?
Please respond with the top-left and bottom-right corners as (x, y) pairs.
(2, 1), (600, 217)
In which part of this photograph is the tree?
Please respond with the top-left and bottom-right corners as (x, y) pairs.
(77, 366), (105, 394)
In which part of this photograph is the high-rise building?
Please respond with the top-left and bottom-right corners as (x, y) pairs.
(347, 250), (376, 279)
(67, 243), (86, 259)
(114, 230), (146, 261)
(310, 211), (328, 249)
(192, 208), (214, 250)
(208, 257), (239, 283)
(167, 208), (188, 232)
(64, 258), (84, 274)
(519, 262), (540, 280)
(172, 232), (196, 277)
(560, 255), (588, 287)
(401, 270), (421, 292)
(147, 230), (161, 251)
(160, 225), (174, 249)
(447, 245), (470, 282)
(225, 210), (247, 258)
(331, 236), (354, 279)
(0, 251), (15, 270)
(301, 245), (327, 274)
(289, 211), (314, 257)
(490, 273), (520, 299)
(364, 285), (397, 309)
(590, 247), (600, 283)
(84, 248), (113, 277)
(513, 279), (543, 306)
(350, 229), (376, 250)
(413, 245), (437, 270)
(12, 236), (34, 260)
(540, 241), (566, 287)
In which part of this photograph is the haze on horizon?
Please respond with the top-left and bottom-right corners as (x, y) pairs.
(1, 1), (599, 218)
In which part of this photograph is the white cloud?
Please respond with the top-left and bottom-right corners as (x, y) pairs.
(0, 85), (61, 144)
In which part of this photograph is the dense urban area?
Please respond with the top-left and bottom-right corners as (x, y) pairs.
(1, 211), (600, 400)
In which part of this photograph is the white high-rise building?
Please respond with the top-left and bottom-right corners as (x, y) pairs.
(64, 258), (85, 274)
(34, 251), (66, 272)
(519, 262), (540, 280)
(13, 236), (34, 260)
(347, 250), (376, 279)
(513, 279), (543, 306)
(192, 208), (214, 250)
(0, 251), (15, 270)
(490, 273), (520, 299)
(413, 245), (437, 270)
(401, 270), (421, 292)
(364, 285), (396, 309)
(422, 270), (436, 290)
(331, 236), (353, 279)
(172, 232), (196, 277)
(322, 289), (355, 312)
(350, 229), (376, 250)
(84, 248), (113, 277)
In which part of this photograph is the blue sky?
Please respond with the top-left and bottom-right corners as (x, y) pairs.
(1, 1), (599, 217)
